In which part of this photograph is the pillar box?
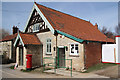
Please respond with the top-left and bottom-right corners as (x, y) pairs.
(26, 54), (32, 70)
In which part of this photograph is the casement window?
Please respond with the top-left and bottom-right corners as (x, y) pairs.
(70, 44), (79, 55)
(33, 23), (40, 32)
(46, 39), (52, 54)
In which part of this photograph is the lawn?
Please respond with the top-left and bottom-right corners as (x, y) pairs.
(82, 63), (117, 73)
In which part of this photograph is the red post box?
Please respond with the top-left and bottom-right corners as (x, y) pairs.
(26, 54), (32, 70)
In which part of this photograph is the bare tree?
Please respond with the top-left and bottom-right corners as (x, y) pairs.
(0, 28), (10, 40)
(100, 26), (115, 39)
(115, 24), (120, 35)
(101, 27), (107, 34)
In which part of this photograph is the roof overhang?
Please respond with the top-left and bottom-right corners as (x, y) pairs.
(56, 30), (84, 43)
(14, 32), (24, 47)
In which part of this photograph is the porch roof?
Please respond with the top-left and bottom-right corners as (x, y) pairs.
(0, 33), (18, 42)
(14, 32), (42, 46)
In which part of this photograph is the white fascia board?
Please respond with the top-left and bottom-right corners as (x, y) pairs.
(23, 5), (35, 32)
(34, 3), (55, 34)
(14, 33), (24, 47)
(19, 34), (24, 46)
(14, 34), (20, 47)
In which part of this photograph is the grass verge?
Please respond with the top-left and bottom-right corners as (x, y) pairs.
(81, 63), (117, 73)
(21, 69), (31, 72)
(9, 65), (14, 69)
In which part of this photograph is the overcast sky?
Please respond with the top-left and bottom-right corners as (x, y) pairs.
(2, 2), (118, 34)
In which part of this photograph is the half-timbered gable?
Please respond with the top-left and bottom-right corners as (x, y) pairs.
(25, 9), (49, 33)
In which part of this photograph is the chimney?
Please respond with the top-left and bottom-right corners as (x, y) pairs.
(13, 26), (18, 34)
(95, 23), (98, 29)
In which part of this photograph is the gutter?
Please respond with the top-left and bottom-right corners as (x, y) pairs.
(56, 30), (84, 43)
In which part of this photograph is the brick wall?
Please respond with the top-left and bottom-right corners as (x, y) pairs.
(84, 42), (102, 68)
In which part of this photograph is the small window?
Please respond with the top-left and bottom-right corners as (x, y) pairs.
(33, 25), (36, 31)
(36, 24), (39, 30)
(46, 39), (52, 54)
(70, 44), (79, 55)
(33, 23), (40, 32)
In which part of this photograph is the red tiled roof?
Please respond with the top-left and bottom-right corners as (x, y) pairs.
(0, 33), (18, 42)
(35, 3), (114, 43)
(19, 33), (42, 45)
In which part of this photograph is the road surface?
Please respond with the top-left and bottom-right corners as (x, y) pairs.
(0, 63), (109, 79)
(1, 63), (69, 78)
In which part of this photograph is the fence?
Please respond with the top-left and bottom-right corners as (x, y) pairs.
(43, 57), (72, 77)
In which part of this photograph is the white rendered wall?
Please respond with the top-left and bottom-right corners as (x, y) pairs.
(102, 36), (120, 63)
(116, 37), (120, 63)
(102, 44), (116, 63)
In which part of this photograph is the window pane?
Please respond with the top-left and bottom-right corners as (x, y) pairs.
(37, 24), (39, 30)
(75, 44), (78, 47)
(47, 39), (51, 42)
(48, 39), (50, 42)
(71, 44), (74, 53)
(33, 25), (35, 31)
(71, 44), (74, 47)
(75, 46), (78, 50)
(47, 43), (51, 52)
(47, 44), (48, 52)
(47, 39), (51, 53)
(75, 44), (78, 53)
(50, 44), (51, 52)
(36, 25), (38, 30)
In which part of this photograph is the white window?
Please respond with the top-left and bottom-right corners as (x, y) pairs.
(46, 39), (51, 54)
(70, 44), (79, 55)
(33, 23), (39, 32)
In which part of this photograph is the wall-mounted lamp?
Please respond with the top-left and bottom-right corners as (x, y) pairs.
(64, 46), (68, 51)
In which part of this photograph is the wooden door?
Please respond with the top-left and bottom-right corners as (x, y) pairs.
(58, 48), (65, 67)
(19, 47), (23, 66)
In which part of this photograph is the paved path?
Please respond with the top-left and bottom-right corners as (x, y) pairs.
(1, 63), (69, 78)
(45, 68), (109, 78)
(1, 63), (109, 78)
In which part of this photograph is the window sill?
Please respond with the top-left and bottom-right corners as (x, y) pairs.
(69, 54), (79, 57)
(33, 30), (39, 32)
(46, 53), (52, 55)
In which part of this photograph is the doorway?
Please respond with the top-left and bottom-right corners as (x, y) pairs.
(57, 47), (65, 67)
(19, 47), (23, 66)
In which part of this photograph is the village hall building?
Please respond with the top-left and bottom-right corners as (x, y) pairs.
(2, 2), (114, 71)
